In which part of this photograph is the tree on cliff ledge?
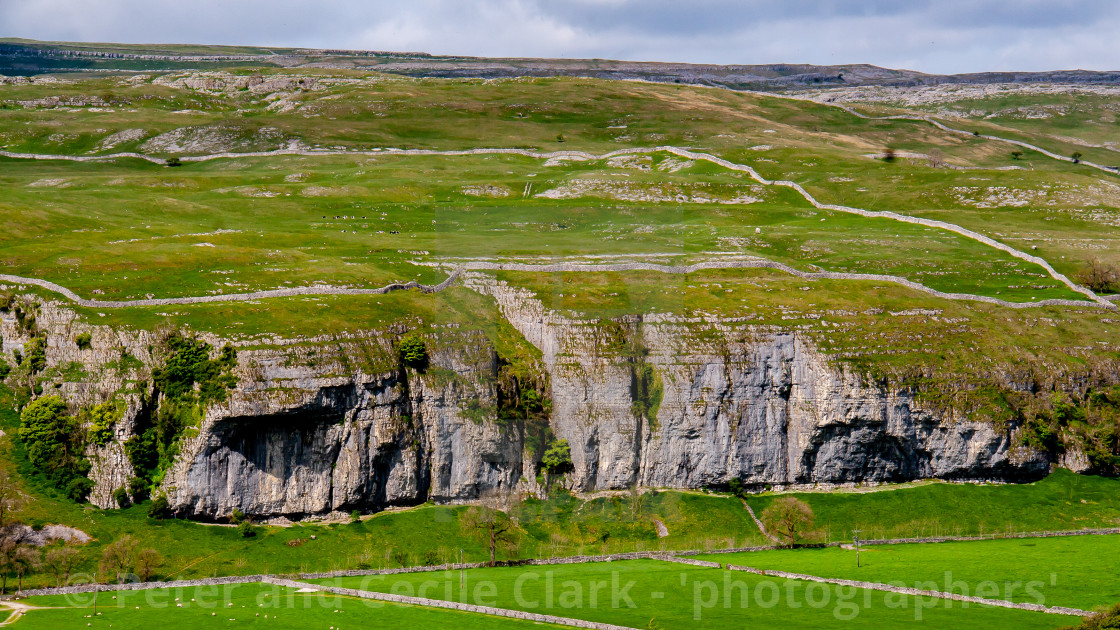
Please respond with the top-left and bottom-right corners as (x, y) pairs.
(760, 497), (814, 547)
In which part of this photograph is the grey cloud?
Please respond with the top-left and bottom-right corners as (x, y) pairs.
(0, 0), (1118, 73)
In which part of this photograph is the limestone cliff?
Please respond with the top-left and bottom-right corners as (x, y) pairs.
(162, 330), (525, 520)
(467, 274), (1047, 495)
(0, 287), (1049, 521)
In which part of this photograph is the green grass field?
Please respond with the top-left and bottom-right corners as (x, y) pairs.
(13, 583), (555, 629)
(0, 150), (1080, 304)
(742, 469), (1120, 542)
(697, 535), (1120, 612)
(316, 558), (1082, 629)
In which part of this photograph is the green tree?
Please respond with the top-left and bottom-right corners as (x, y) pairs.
(87, 401), (121, 446)
(135, 548), (162, 581)
(542, 438), (572, 474)
(1010, 150), (1024, 160)
(18, 396), (92, 500)
(728, 477), (747, 499)
(22, 336), (47, 374)
(74, 333), (92, 350)
(112, 487), (130, 509)
(99, 535), (137, 583)
(760, 497), (814, 547)
(461, 503), (518, 566)
(398, 333), (428, 370)
(147, 495), (172, 519)
(540, 438), (573, 491)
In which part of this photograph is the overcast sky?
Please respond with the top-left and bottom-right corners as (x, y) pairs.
(2, 0), (1118, 74)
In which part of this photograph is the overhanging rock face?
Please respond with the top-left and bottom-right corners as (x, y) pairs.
(161, 336), (526, 520)
(159, 287), (1047, 518)
(1, 297), (1048, 521)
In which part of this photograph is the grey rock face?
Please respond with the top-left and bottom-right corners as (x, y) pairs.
(470, 275), (1049, 496)
(1, 290), (1049, 520)
(162, 332), (524, 520)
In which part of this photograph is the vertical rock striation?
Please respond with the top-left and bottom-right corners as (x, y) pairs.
(1, 288), (1049, 520)
(161, 331), (524, 520)
(468, 274), (1048, 496)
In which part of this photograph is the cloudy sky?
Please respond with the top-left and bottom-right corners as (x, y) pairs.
(2, 0), (1118, 74)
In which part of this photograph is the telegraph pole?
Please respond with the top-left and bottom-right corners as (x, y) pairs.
(852, 530), (861, 568)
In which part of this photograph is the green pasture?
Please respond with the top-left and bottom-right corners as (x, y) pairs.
(741, 469), (1120, 543)
(317, 558), (1081, 629)
(14, 583), (553, 629)
(0, 149), (1082, 304)
(697, 534), (1120, 611)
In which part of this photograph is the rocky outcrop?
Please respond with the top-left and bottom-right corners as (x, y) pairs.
(0, 286), (1049, 520)
(161, 330), (524, 520)
(468, 274), (1048, 494)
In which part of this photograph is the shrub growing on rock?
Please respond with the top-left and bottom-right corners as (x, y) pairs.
(74, 333), (92, 350)
(112, 487), (131, 509)
(86, 401), (121, 446)
(18, 396), (93, 501)
(398, 333), (429, 371)
(22, 336), (47, 375)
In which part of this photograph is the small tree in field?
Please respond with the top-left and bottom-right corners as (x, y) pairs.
(44, 546), (80, 587)
(760, 497), (814, 547)
(461, 493), (519, 566)
(100, 535), (137, 583)
(926, 148), (946, 169)
(135, 548), (162, 582)
(1071, 151), (1083, 164)
(1010, 150), (1024, 160)
(1077, 259), (1120, 293)
(13, 546), (39, 592)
